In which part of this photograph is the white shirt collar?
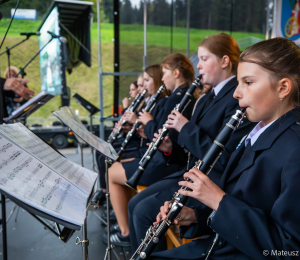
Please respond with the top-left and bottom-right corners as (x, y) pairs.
(245, 118), (277, 146)
(144, 96), (150, 103)
(173, 86), (179, 93)
(212, 75), (236, 96)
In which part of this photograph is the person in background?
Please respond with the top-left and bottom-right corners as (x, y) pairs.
(122, 80), (139, 110)
(4, 66), (26, 116)
(0, 75), (34, 124)
(96, 74), (146, 204)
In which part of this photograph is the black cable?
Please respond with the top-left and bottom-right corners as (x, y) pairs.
(0, 0), (21, 51)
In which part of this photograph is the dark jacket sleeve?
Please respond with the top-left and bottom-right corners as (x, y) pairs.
(143, 96), (168, 140)
(0, 78), (8, 123)
(163, 140), (189, 166)
(179, 204), (214, 239)
(210, 146), (300, 260)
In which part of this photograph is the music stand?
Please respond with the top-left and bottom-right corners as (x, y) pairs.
(1, 92), (53, 260)
(0, 122), (97, 260)
(53, 108), (119, 260)
(3, 91), (54, 124)
(72, 93), (100, 172)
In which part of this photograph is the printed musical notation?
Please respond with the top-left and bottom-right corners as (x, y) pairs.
(29, 171), (52, 199)
(0, 143), (12, 154)
(41, 178), (61, 207)
(13, 163), (43, 193)
(0, 124), (98, 226)
(55, 184), (71, 213)
(0, 150), (22, 169)
(0, 123), (97, 195)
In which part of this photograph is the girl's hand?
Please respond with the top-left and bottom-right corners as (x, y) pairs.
(153, 201), (197, 226)
(137, 109), (154, 125)
(124, 111), (138, 124)
(152, 128), (172, 153)
(164, 110), (189, 132)
(137, 126), (147, 139)
(178, 168), (225, 211)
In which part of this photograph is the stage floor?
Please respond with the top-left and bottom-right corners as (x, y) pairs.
(0, 147), (131, 260)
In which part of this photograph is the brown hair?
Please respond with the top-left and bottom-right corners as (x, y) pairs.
(144, 64), (163, 92)
(161, 53), (195, 85)
(132, 80), (138, 88)
(200, 33), (240, 75)
(240, 37), (300, 107)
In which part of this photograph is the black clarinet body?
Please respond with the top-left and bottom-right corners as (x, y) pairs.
(117, 85), (166, 159)
(125, 76), (202, 190)
(130, 108), (246, 260)
(107, 89), (147, 145)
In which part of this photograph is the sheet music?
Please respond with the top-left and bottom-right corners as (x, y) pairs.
(53, 109), (118, 161)
(0, 135), (88, 225)
(0, 123), (97, 195)
(59, 107), (86, 145)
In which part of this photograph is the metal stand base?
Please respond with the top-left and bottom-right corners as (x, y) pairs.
(1, 194), (7, 260)
(103, 157), (119, 260)
(76, 213), (89, 260)
(0, 203), (19, 234)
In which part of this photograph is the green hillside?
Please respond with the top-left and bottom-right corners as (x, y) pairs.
(0, 19), (265, 122)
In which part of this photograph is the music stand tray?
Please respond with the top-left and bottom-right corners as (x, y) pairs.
(4, 91), (54, 123)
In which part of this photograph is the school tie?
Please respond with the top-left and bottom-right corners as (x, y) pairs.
(242, 140), (252, 157)
(203, 90), (215, 110)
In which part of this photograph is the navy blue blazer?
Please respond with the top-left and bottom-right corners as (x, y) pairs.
(144, 83), (196, 143)
(122, 84), (196, 185)
(153, 109), (300, 260)
(153, 77), (255, 202)
(136, 83), (196, 171)
(121, 95), (169, 158)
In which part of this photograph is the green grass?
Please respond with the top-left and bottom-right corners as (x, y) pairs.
(0, 19), (265, 121)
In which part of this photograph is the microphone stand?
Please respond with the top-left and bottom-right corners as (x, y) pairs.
(0, 35), (32, 78)
(15, 36), (54, 78)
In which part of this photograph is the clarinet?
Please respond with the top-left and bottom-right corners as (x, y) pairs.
(117, 85), (166, 160)
(129, 108), (246, 260)
(107, 89), (147, 144)
(107, 94), (139, 143)
(125, 76), (202, 190)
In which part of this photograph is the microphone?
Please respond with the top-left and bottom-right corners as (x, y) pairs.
(20, 32), (41, 36)
(47, 31), (67, 43)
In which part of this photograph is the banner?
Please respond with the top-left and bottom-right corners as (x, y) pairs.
(11, 9), (37, 20)
(273, 0), (300, 44)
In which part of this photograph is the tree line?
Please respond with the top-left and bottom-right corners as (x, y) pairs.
(104, 0), (267, 33)
(1, 0), (267, 33)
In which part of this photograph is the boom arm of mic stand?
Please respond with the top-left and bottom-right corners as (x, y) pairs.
(15, 37), (54, 78)
(0, 36), (30, 57)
